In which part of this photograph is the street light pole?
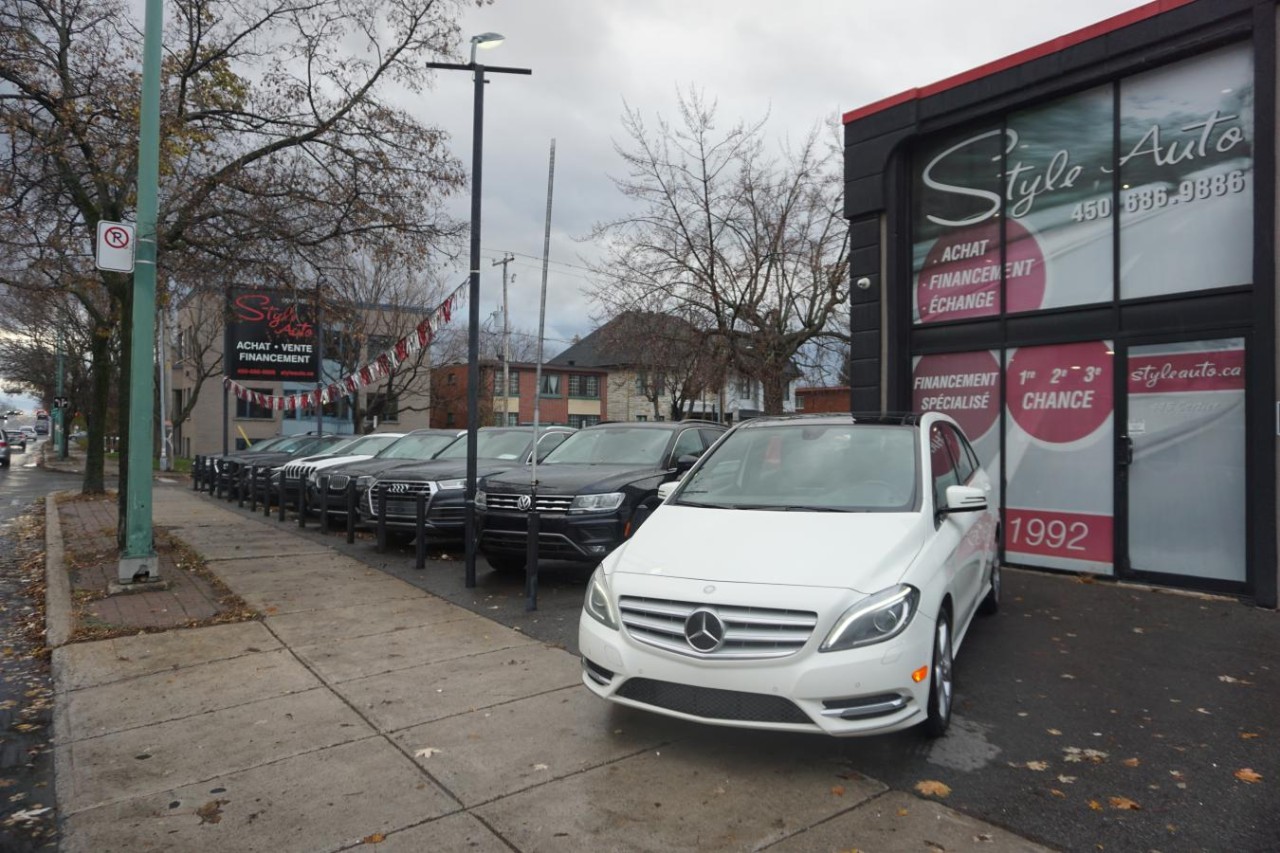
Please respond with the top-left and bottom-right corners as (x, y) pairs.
(427, 35), (531, 589)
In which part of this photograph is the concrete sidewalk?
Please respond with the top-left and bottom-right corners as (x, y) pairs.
(48, 480), (1051, 852)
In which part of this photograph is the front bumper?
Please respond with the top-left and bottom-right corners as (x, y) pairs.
(358, 486), (467, 538)
(576, 579), (938, 737)
(478, 509), (625, 563)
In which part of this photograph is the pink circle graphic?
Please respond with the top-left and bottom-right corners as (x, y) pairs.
(916, 219), (1046, 323)
(1006, 341), (1113, 444)
(912, 351), (1001, 441)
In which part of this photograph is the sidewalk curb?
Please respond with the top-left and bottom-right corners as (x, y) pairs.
(44, 492), (72, 650)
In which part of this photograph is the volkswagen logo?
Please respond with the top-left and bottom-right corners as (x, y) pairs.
(683, 608), (726, 653)
(517, 494), (533, 511)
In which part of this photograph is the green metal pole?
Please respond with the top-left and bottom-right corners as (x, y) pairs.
(118, 0), (164, 584)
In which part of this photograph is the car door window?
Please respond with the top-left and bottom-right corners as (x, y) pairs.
(940, 424), (975, 484)
(670, 429), (705, 466)
(930, 424), (962, 510)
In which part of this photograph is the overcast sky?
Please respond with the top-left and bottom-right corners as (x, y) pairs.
(417, 0), (1155, 358)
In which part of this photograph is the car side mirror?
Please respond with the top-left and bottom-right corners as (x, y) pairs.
(940, 484), (987, 515)
(674, 452), (701, 474)
(657, 481), (679, 501)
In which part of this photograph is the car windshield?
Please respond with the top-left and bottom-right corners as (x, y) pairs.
(375, 432), (459, 460)
(672, 423), (919, 512)
(543, 427), (670, 465)
(331, 434), (397, 455)
(436, 430), (532, 461)
(245, 436), (292, 453)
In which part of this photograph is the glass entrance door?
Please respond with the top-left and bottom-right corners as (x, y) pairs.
(1122, 338), (1246, 583)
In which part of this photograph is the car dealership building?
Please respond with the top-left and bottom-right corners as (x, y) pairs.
(843, 0), (1277, 606)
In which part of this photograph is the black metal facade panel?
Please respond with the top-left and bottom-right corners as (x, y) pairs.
(1118, 292), (1254, 336)
(850, 328), (880, 360)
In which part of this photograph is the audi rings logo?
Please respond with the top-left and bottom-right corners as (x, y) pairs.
(517, 495), (533, 511)
(683, 608), (726, 653)
(387, 482), (409, 494)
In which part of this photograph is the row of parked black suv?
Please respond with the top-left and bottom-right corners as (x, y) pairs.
(201, 420), (729, 571)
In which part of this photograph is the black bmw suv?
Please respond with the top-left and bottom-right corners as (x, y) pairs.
(476, 420), (726, 572)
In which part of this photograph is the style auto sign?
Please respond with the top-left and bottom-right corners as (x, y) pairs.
(225, 291), (318, 382)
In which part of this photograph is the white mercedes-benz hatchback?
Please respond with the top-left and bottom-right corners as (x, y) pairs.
(578, 413), (999, 737)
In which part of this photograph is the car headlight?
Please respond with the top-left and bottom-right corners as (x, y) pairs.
(475, 489), (487, 509)
(355, 475), (373, 491)
(583, 566), (618, 630)
(436, 479), (465, 491)
(568, 492), (626, 514)
(819, 584), (920, 652)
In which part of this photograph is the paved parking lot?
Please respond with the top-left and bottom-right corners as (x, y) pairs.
(216, 493), (1280, 852)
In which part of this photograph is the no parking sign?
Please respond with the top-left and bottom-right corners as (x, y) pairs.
(95, 221), (135, 272)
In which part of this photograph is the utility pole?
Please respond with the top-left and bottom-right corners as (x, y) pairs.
(493, 254), (514, 426)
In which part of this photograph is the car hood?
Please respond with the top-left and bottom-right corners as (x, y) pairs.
(324, 458), (428, 479)
(296, 454), (374, 471)
(381, 458), (525, 482)
(484, 463), (662, 494)
(604, 503), (928, 594)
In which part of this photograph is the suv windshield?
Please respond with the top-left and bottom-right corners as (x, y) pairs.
(335, 433), (399, 455)
(376, 432), (459, 460)
(544, 427), (670, 465)
(674, 423), (918, 511)
(436, 430), (531, 461)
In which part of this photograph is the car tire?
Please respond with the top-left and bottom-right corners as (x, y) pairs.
(978, 559), (1001, 616)
(921, 608), (954, 738)
(485, 554), (527, 574)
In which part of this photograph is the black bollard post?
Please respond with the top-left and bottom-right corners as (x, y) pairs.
(415, 491), (427, 570)
(345, 481), (357, 544)
(319, 475), (330, 534)
(249, 466), (258, 512)
(297, 473), (306, 528)
(237, 467), (246, 507)
(277, 470), (286, 522)
(193, 456), (202, 491)
(525, 502), (540, 611)
(375, 486), (387, 553)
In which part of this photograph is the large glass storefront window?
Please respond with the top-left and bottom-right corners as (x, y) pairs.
(1004, 341), (1115, 574)
(1118, 44), (1254, 299)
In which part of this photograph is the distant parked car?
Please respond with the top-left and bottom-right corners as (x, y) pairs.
(308, 429), (465, 525)
(477, 420), (726, 572)
(0, 430), (12, 467)
(6, 428), (26, 452)
(577, 412), (999, 738)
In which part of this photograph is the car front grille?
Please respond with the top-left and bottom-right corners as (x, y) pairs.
(615, 678), (811, 725)
(485, 492), (574, 513)
(326, 474), (350, 491)
(366, 481), (435, 517)
(618, 596), (817, 660)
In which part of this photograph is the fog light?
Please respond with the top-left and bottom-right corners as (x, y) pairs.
(911, 665), (929, 683)
(586, 545), (607, 555)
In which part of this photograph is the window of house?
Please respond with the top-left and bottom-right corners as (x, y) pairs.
(367, 390), (400, 423)
(447, 372), (456, 385)
(236, 387), (274, 420)
(568, 414), (601, 429)
(540, 374), (561, 397)
(446, 412), (455, 427)
(636, 414), (648, 422)
(568, 374), (600, 398)
(507, 370), (519, 396)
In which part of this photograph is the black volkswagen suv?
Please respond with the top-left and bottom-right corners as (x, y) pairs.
(476, 420), (726, 572)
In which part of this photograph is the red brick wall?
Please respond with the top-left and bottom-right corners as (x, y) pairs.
(796, 387), (851, 414)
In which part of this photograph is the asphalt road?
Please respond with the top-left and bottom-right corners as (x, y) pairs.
(0, 446), (79, 851)
(116, 487), (1280, 851)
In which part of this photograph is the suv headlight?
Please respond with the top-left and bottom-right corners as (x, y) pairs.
(475, 489), (487, 509)
(436, 479), (465, 491)
(568, 492), (625, 514)
(583, 566), (618, 630)
(820, 585), (920, 652)
(355, 475), (373, 491)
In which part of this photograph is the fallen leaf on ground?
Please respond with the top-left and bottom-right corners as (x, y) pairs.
(1218, 675), (1252, 685)
(831, 785), (845, 797)
(914, 780), (951, 798)
(1063, 747), (1108, 764)
(1195, 707), (1212, 715)
(1057, 775), (1077, 784)
(1122, 758), (1140, 767)
(1046, 728), (1062, 736)
(896, 807), (909, 817)
(1088, 800), (1103, 811)
(1109, 796), (1141, 810)
(1060, 674), (1077, 680)
(1240, 732), (1260, 740)
(1234, 768), (1263, 784)
(196, 799), (229, 825)
(532, 763), (549, 771)
(1050, 789), (1066, 798)
(1025, 761), (1049, 771)
(361, 833), (386, 844)
(414, 747), (442, 759)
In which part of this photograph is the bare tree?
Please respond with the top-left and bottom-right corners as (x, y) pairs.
(0, 0), (472, 505)
(589, 89), (850, 414)
(592, 310), (725, 421)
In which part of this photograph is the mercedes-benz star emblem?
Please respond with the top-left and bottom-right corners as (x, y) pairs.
(683, 608), (726, 653)
(517, 495), (533, 511)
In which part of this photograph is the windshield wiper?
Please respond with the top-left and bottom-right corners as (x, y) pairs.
(673, 499), (739, 509)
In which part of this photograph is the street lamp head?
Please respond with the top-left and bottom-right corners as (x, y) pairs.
(469, 32), (505, 64)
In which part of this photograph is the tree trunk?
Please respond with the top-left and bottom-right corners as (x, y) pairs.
(81, 328), (112, 495)
(762, 372), (787, 415)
